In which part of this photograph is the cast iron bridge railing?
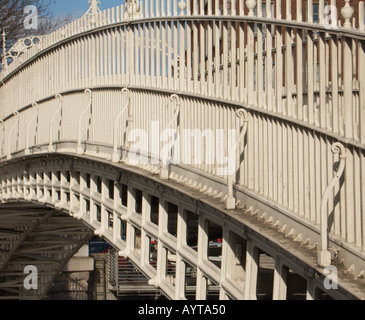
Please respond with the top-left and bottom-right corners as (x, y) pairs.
(0, 0), (364, 300)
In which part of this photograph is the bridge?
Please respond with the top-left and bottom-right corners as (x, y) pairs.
(0, 0), (364, 300)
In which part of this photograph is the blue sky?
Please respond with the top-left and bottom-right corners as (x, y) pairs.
(51, 0), (127, 19)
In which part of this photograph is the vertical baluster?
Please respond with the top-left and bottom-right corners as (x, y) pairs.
(76, 33), (80, 88)
(138, 25), (142, 86)
(167, 19), (172, 90)
(360, 2), (365, 31)
(186, 0), (191, 15)
(306, 131), (314, 222)
(156, 20), (161, 88)
(214, 0), (221, 98)
(62, 43), (66, 92)
(257, 113), (264, 197)
(102, 30), (107, 85)
(173, 0), (178, 16)
(149, 23), (154, 89)
(231, 19), (237, 101)
(77, 36), (81, 88)
(354, 150), (362, 247)
(196, 2), (205, 94)
(257, 0), (263, 108)
(151, 21), (156, 88)
(307, 41), (314, 124)
(207, 0), (213, 97)
(121, 25), (126, 86)
(150, 0), (154, 18)
(328, 35), (336, 133)
(319, 31), (326, 129)
(343, 46), (353, 140)
(96, 32), (101, 87)
(307, 0), (313, 123)
(352, 25), (358, 140)
(104, 9), (108, 26)
(113, 27), (122, 85)
(193, 13), (199, 92)
(285, 0), (293, 118)
(247, 9), (255, 105)
(156, 0), (160, 17)
(145, 22), (150, 87)
(82, 23), (87, 88)
(173, 6), (178, 91)
(295, 0), (303, 120)
(87, 33), (92, 88)
(223, 0), (229, 100)
(161, 19), (167, 89)
(308, 0), (313, 23)
(126, 26), (131, 86)
(116, 5), (120, 22)
(161, 0), (166, 16)
(179, 5), (186, 93)
(359, 2), (365, 144)
(107, 8), (112, 25)
(186, 13), (192, 92)
(275, 0), (283, 114)
(145, 0), (149, 18)
(239, 0), (245, 104)
(109, 29), (113, 85)
(167, 0), (172, 16)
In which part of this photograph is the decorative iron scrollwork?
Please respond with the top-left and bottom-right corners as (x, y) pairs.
(4, 36), (45, 66)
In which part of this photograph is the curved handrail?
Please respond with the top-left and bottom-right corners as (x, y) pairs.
(1, 1), (364, 83)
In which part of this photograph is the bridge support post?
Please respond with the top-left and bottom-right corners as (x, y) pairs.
(219, 225), (229, 300)
(7, 112), (19, 160)
(195, 212), (209, 299)
(225, 109), (249, 210)
(306, 279), (318, 300)
(160, 94), (181, 180)
(244, 241), (259, 300)
(195, 269), (207, 300)
(77, 89), (93, 155)
(318, 142), (346, 267)
(175, 254), (186, 299)
(223, 229), (246, 292)
(48, 94), (63, 153)
(272, 259), (288, 300)
(25, 103), (38, 156)
(112, 88), (131, 163)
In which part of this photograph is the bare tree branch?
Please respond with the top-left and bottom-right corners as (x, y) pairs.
(0, 0), (72, 69)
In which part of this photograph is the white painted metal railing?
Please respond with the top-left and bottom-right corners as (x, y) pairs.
(0, 0), (364, 279)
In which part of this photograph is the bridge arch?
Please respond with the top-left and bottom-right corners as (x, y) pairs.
(0, 153), (362, 300)
(0, 0), (364, 299)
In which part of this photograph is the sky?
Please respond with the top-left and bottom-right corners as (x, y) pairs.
(50, 0), (128, 19)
